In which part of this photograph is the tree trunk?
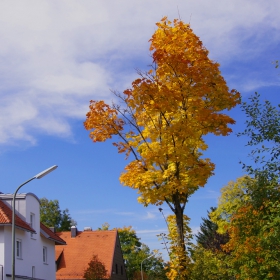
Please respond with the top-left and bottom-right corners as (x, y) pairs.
(173, 196), (189, 279)
(174, 203), (186, 252)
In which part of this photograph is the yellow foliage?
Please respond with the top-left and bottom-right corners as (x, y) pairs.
(190, 245), (231, 279)
(85, 17), (239, 207)
(84, 17), (240, 277)
(210, 176), (255, 234)
(165, 215), (193, 279)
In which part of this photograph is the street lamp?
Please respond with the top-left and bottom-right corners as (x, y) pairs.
(141, 253), (156, 280)
(11, 165), (58, 280)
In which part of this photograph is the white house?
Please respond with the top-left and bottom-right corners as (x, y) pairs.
(0, 193), (66, 280)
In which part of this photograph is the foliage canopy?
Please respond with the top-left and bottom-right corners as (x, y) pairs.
(98, 224), (167, 280)
(40, 198), (76, 232)
(85, 17), (239, 276)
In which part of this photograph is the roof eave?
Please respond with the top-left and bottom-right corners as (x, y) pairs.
(0, 223), (36, 233)
(40, 229), (66, 245)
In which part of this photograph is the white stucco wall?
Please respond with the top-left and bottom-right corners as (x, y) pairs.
(0, 227), (5, 280)
(0, 193), (56, 280)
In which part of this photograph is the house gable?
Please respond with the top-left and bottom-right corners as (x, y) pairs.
(0, 193), (65, 280)
(56, 229), (127, 280)
(0, 200), (35, 233)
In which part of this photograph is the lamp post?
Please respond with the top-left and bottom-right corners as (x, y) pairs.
(11, 165), (58, 280)
(141, 253), (156, 280)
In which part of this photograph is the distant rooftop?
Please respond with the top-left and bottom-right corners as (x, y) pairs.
(56, 229), (119, 279)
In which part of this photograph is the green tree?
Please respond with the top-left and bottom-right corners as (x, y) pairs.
(126, 243), (167, 280)
(83, 254), (109, 280)
(200, 66), (280, 279)
(97, 222), (110, 231)
(225, 180), (280, 279)
(98, 224), (168, 280)
(223, 83), (280, 278)
(238, 91), (280, 181)
(210, 176), (254, 234)
(190, 245), (233, 280)
(40, 198), (76, 231)
(117, 226), (168, 280)
(211, 176), (280, 279)
(190, 208), (232, 279)
(196, 207), (229, 252)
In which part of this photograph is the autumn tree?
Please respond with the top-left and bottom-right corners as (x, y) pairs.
(190, 245), (232, 280)
(211, 176), (280, 279)
(210, 176), (255, 233)
(85, 17), (240, 275)
(40, 198), (76, 232)
(165, 215), (193, 279)
(83, 254), (109, 280)
(194, 65), (280, 279)
(216, 87), (280, 279)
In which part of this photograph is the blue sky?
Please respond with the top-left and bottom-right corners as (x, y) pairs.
(0, 0), (279, 260)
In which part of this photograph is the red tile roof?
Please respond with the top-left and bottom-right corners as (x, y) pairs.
(56, 230), (118, 280)
(0, 200), (66, 246)
(0, 200), (35, 233)
(40, 223), (66, 245)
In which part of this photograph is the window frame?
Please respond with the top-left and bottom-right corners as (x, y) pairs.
(32, 266), (35, 278)
(16, 239), (22, 259)
(30, 213), (35, 238)
(43, 246), (47, 264)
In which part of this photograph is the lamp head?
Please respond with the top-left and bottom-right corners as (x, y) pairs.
(35, 165), (58, 179)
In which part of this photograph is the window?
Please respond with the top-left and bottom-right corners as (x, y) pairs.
(43, 246), (47, 263)
(16, 239), (22, 259)
(30, 213), (35, 238)
(121, 265), (123, 275)
(115, 264), (118, 274)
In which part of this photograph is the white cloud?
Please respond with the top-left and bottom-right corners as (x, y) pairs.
(76, 209), (114, 214)
(142, 211), (157, 220)
(137, 229), (168, 235)
(241, 79), (280, 93)
(0, 0), (279, 145)
(191, 226), (201, 236)
(191, 189), (220, 200)
(115, 211), (135, 216)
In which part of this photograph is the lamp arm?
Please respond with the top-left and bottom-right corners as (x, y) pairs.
(12, 177), (36, 280)
(11, 165), (57, 280)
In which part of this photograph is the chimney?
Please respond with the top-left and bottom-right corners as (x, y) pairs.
(84, 227), (92, 231)
(71, 226), (77, 238)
